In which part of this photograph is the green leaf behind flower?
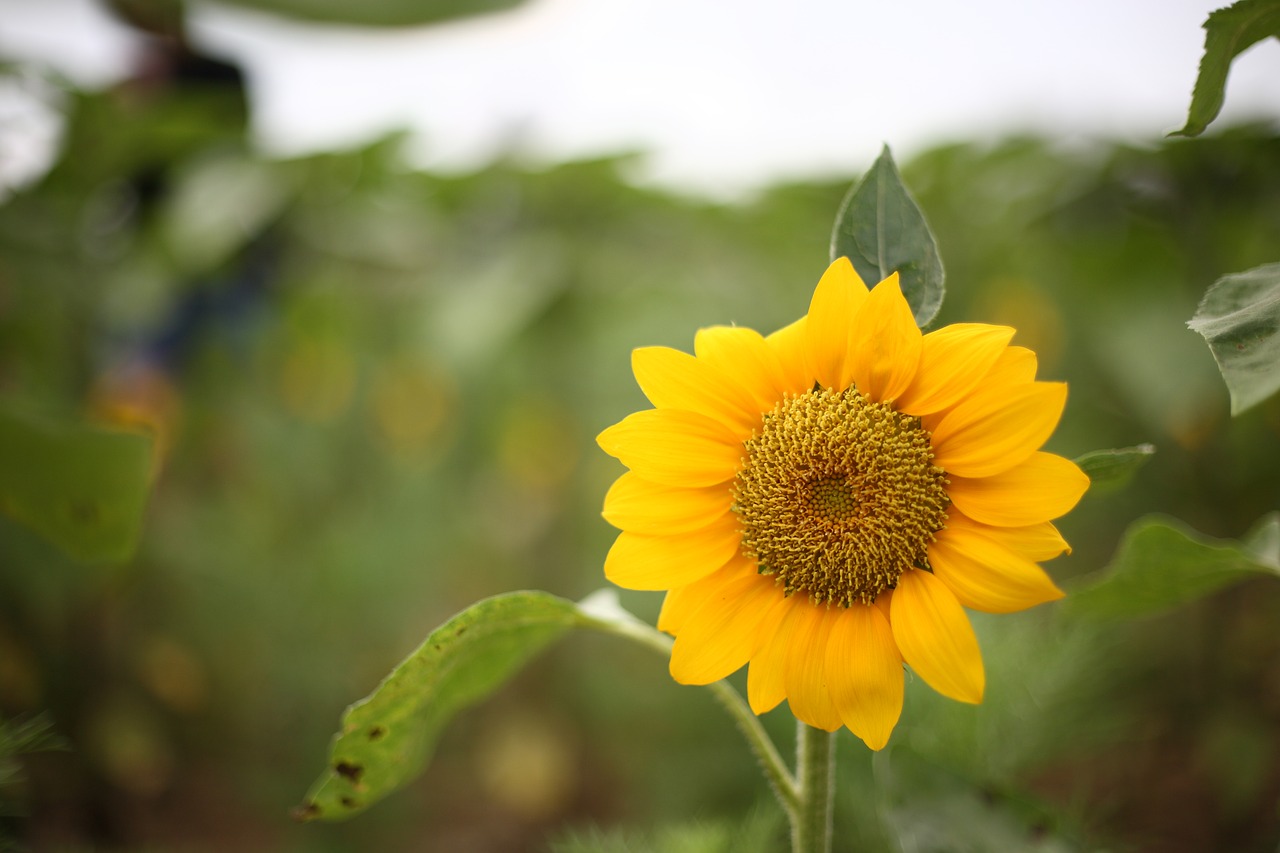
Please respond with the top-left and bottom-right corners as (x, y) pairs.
(1066, 514), (1280, 619)
(1073, 444), (1156, 491)
(0, 407), (153, 563)
(1187, 262), (1280, 415)
(830, 145), (945, 327)
(1171, 0), (1280, 138)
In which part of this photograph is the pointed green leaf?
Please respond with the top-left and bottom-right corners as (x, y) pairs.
(1067, 513), (1280, 619)
(1171, 0), (1280, 137)
(297, 591), (584, 822)
(830, 145), (945, 327)
(1187, 262), (1280, 415)
(1073, 444), (1156, 490)
(0, 406), (154, 563)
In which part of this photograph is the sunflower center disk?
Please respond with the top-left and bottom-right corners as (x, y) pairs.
(733, 387), (949, 607)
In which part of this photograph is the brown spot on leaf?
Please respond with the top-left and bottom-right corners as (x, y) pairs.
(335, 761), (363, 783)
(341, 796), (357, 808)
(291, 803), (321, 822)
(368, 726), (386, 741)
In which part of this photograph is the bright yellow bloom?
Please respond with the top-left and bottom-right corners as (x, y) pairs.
(597, 258), (1089, 749)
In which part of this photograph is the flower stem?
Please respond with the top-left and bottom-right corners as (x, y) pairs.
(576, 593), (799, 816)
(792, 722), (835, 853)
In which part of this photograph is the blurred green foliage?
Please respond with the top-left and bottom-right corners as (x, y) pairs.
(1, 35), (1280, 853)
(0, 406), (153, 563)
(105, 0), (527, 31)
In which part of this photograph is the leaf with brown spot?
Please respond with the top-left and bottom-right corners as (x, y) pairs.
(297, 591), (584, 821)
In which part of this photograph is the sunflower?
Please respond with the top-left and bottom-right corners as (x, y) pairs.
(597, 258), (1089, 750)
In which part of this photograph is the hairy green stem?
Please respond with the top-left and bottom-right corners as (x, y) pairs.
(792, 722), (835, 853)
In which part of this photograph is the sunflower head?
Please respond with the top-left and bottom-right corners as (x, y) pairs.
(598, 258), (1088, 749)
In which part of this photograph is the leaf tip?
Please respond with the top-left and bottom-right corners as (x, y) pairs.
(291, 802), (322, 823)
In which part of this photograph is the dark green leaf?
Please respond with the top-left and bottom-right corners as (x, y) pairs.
(1171, 0), (1280, 137)
(0, 407), (153, 563)
(297, 591), (584, 822)
(1066, 514), (1280, 619)
(830, 145), (945, 326)
(1187, 262), (1280, 415)
(217, 0), (526, 27)
(1073, 444), (1156, 489)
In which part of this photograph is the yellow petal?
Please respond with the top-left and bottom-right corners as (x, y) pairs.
(602, 472), (733, 535)
(783, 603), (842, 731)
(895, 323), (1015, 417)
(846, 273), (922, 403)
(747, 597), (802, 714)
(657, 554), (757, 634)
(657, 589), (691, 635)
(930, 526), (1065, 614)
(890, 569), (984, 704)
(931, 382), (1067, 478)
(805, 258), (868, 391)
(670, 573), (787, 685)
(694, 326), (791, 414)
(947, 451), (1089, 526)
(826, 604), (904, 750)
(991, 346), (1038, 384)
(604, 513), (742, 590)
(765, 317), (815, 396)
(873, 588), (894, 624)
(632, 346), (760, 435)
(597, 408), (742, 487)
(945, 512), (1071, 562)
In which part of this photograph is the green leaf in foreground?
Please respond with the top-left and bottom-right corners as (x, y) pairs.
(830, 145), (945, 327)
(297, 590), (663, 822)
(1073, 444), (1156, 490)
(1067, 513), (1280, 619)
(297, 591), (584, 821)
(0, 406), (154, 563)
(1171, 0), (1280, 137)
(1188, 262), (1280, 415)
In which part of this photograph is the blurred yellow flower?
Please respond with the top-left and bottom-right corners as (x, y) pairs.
(597, 258), (1088, 749)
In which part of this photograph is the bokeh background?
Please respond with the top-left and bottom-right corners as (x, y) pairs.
(1, 1), (1279, 851)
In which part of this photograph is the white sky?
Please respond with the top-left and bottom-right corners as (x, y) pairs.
(0, 0), (1278, 195)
